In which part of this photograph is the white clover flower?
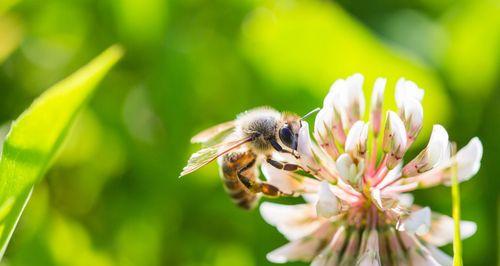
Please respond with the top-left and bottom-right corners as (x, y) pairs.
(259, 74), (482, 265)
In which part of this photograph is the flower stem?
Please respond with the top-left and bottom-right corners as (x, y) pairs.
(451, 147), (462, 266)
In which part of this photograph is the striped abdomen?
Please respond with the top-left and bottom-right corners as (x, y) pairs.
(218, 151), (260, 210)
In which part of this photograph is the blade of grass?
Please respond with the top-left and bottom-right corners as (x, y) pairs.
(0, 45), (124, 259)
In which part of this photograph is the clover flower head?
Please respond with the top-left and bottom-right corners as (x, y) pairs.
(259, 74), (482, 265)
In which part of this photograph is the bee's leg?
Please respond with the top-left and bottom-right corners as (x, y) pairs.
(268, 138), (300, 159)
(266, 157), (303, 172)
(236, 161), (292, 197)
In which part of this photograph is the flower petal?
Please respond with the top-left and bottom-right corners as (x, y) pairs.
(338, 230), (360, 265)
(344, 73), (366, 123)
(316, 181), (339, 218)
(267, 222), (337, 263)
(395, 77), (424, 108)
(386, 228), (406, 264)
(420, 212), (477, 247)
(382, 111), (408, 169)
(397, 207), (431, 236)
(356, 229), (381, 266)
(326, 74), (365, 130)
(426, 245), (453, 266)
(397, 193), (414, 208)
(425, 125), (449, 166)
(297, 121), (317, 168)
(260, 202), (323, 240)
(407, 137), (483, 188)
(311, 225), (347, 266)
(336, 153), (363, 187)
(403, 125), (449, 177)
(399, 97), (423, 143)
(453, 137), (483, 183)
(399, 232), (441, 266)
(370, 78), (386, 137)
(345, 121), (369, 158)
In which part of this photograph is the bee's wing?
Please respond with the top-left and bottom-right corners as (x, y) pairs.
(180, 136), (252, 177)
(191, 121), (236, 144)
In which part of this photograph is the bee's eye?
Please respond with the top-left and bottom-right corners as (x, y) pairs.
(279, 125), (297, 150)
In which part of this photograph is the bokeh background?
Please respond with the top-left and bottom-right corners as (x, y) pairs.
(0, 0), (498, 265)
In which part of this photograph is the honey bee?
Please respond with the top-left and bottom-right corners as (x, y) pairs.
(180, 107), (318, 209)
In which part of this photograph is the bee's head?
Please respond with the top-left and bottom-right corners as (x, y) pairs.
(277, 113), (301, 151)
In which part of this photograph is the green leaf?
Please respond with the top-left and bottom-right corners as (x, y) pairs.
(0, 45), (124, 258)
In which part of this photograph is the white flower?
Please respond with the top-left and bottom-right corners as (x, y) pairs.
(253, 74), (482, 265)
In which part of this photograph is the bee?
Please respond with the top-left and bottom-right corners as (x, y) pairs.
(180, 107), (318, 209)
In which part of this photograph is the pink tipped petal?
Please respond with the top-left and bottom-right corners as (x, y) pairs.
(399, 233), (442, 266)
(386, 228), (406, 264)
(345, 121), (366, 156)
(311, 225), (347, 266)
(329, 184), (361, 204)
(316, 181), (340, 218)
(383, 111), (408, 169)
(356, 229), (381, 266)
(344, 73), (366, 122)
(382, 182), (418, 194)
(371, 189), (384, 210)
(399, 97), (423, 143)
(403, 125), (449, 177)
(338, 230), (361, 265)
(375, 163), (403, 189)
(370, 78), (386, 137)
(397, 207), (431, 235)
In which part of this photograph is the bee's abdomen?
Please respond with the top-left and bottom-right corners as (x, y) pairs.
(219, 152), (259, 210)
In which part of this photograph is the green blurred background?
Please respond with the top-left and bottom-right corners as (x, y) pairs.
(0, 0), (498, 265)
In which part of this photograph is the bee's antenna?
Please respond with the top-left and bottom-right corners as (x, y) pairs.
(301, 107), (321, 120)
